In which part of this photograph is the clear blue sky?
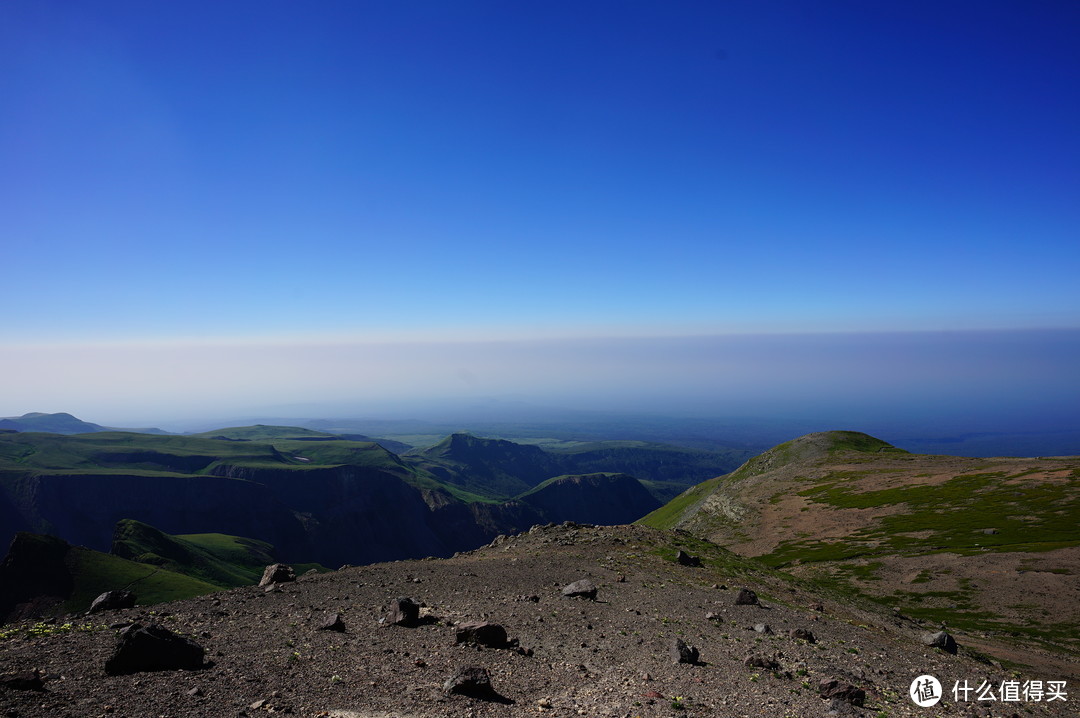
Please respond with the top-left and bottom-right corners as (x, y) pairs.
(2, 2), (1078, 425)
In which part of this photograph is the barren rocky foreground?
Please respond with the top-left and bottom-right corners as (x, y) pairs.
(0, 524), (1073, 717)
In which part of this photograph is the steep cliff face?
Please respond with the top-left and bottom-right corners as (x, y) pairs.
(206, 464), (455, 566)
(518, 473), (661, 526)
(3, 471), (310, 560)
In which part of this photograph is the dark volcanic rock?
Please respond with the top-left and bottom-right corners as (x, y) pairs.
(316, 612), (346, 632)
(734, 587), (758, 605)
(87, 589), (136, 614)
(790, 628), (816, 643)
(676, 550), (701, 567)
(818, 678), (866, 706)
(561, 579), (597, 600)
(104, 623), (206, 675)
(386, 596), (420, 627)
(0, 670), (45, 691)
(922, 630), (958, 654)
(455, 621), (509, 648)
(443, 665), (500, 699)
(670, 638), (699, 664)
(744, 653), (780, 670)
(258, 563), (295, 587)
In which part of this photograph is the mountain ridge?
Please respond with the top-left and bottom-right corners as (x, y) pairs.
(640, 430), (1080, 677)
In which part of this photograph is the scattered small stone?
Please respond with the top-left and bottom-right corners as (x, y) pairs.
(454, 621), (508, 648)
(922, 630), (958, 654)
(705, 611), (720, 621)
(561, 579), (597, 600)
(537, 697), (553, 709)
(818, 678), (866, 706)
(258, 564), (295, 587)
(316, 613), (346, 632)
(642, 690), (664, 698)
(386, 597), (420, 627)
(249, 698), (268, 709)
(87, 590), (137, 614)
(186, 687), (203, 697)
(735, 587), (759, 605)
(104, 623), (206, 675)
(983, 528), (999, 535)
(809, 602), (825, 612)
(616, 574), (627, 583)
(753, 623), (773, 634)
(790, 628), (816, 643)
(670, 638), (699, 664)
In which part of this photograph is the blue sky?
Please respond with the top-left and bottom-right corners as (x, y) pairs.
(2, 2), (1078, 426)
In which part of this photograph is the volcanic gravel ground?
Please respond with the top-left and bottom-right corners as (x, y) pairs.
(0, 524), (1073, 717)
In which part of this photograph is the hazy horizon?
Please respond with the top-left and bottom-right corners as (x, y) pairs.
(4, 329), (1078, 440)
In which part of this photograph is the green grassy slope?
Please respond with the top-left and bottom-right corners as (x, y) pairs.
(0, 532), (223, 618)
(112, 519), (278, 587)
(65, 545), (222, 613)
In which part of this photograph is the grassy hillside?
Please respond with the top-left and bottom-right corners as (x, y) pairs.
(640, 430), (1080, 669)
(64, 545), (221, 613)
(0, 532), (222, 619)
(112, 519), (278, 587)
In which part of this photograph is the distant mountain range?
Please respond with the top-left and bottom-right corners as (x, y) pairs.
(0, 412), (169, 435)
(0, 417), (745, 618)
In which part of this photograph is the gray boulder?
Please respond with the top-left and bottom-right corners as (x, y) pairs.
(316, 613), (346, 632)
(87, 590), (137, 614)
(676, 550), (701, 567)
(922, 630), (957, 654)
(671, 638), (699, 664)
(734, 587), (758, 605)
(561, 579), (598, 600)
(258, 563), (295, 587)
